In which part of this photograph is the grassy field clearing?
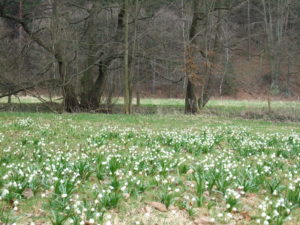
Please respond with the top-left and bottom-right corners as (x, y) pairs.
(0, 113), (300, 224)
(1, 97), (300, 122)
(1, 96), (300, 108)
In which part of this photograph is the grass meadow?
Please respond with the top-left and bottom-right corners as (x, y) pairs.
(1, 97), (300, 121)
(0, 98), (300, 224)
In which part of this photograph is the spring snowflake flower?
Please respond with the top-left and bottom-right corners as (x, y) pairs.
(121, 186), (126, 191)
(61, 193), (68, 198)
(1, 189), (9, 197)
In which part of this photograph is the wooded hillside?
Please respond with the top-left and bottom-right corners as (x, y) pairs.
(0, 0), (299, 113)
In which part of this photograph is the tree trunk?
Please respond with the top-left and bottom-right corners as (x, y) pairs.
(58, 59), (79, 112)
(247, 0), (251, 60)
(52, 0), (79, 112)
(7, 94), (11, 104)
(199, 77), (212, 108)
(80, 51), (96, 108)
(80, 0), (100, 108)
(87, 62), (107, 109)
(184, 0), (202, 114)
(185, 80), (199, 114)
(80, 1), (126, 112)
(63, 84), (79, 113)
(136, 91), (140, 106)
(123, 0), (131, 114)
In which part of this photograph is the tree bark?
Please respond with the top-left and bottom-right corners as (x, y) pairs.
(87, 62), (107, 109)
(57, 58), (79, 112)
(185, 0), (202, 114)
(80, 0), (100, 108)
(123, 0), (131, 114)
(52, 0), (79, 112)
(185, 80), (199, 114)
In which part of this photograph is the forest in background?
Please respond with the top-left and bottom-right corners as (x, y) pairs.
(0, 0), (299, 113)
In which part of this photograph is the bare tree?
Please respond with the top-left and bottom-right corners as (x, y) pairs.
(261, 0), (291, 90)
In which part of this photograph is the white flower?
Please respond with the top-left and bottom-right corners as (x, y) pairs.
(61, 193), (68, 198)
(98, 193), (103, 198)
(1, 189), (9, 197)
(227, 213), (232, 218)
(89, 218), (95, 224)
(121, 186), (126, 191)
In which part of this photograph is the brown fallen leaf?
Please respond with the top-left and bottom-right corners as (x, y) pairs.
(194, 216), (215, 225)
(22, 188), (34, 199)
(240, 211), (251, 221)
(169, 205), (179, 211)
(148, 202), (168, 212)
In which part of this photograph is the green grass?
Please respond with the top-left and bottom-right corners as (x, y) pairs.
(0, 112), (300, 224)
(1, 96), (300, 108)
(1, 97), (300, 122)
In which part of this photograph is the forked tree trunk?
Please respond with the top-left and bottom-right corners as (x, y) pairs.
(88, 62), (107, 109)
(57, 60), (79, 112)
(80, 1), (127, 111)
(185, 0), (223, 114)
